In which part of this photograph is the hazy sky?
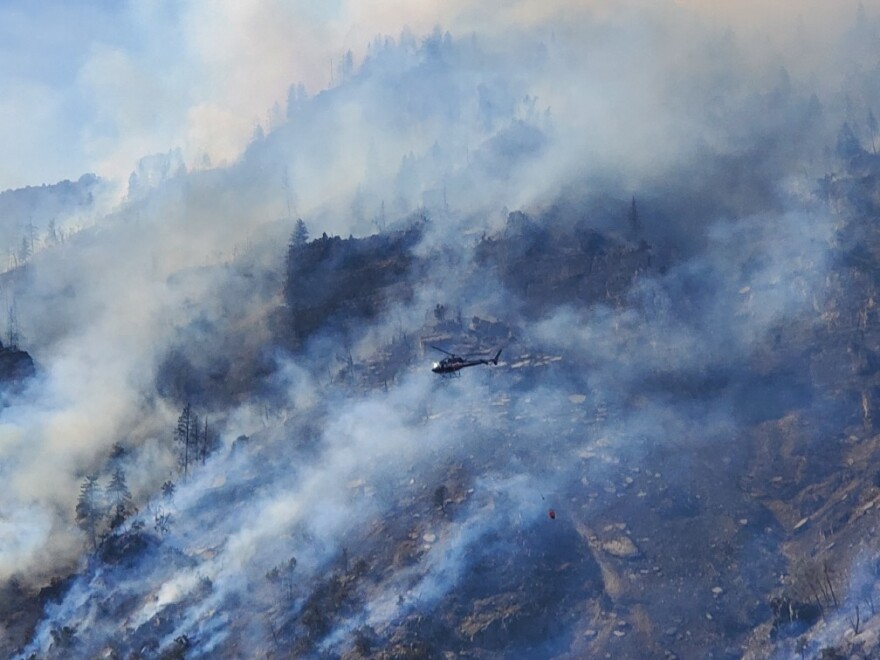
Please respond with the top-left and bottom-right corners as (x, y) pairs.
(0, 0), (476, 191)
(0, 0), (868, 192)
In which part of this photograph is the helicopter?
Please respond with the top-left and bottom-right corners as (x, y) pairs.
(431, 346), (502, 376)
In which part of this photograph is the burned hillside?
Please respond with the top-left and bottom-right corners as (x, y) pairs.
(0, 184), (834, 659)
(281, 223), (425, 347)
(475, 208), (652, 314)
(0, 173), (111, 264)
(12, 167), (880, 658)
(10, 4), (880, 660)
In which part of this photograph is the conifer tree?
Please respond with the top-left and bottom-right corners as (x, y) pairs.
(161, 480), (175, 499)
(292, 218), (309, 247)
(176, 403), (195, 480)
(198, 416), (220, 464)
(106, 466), (133, 529)
(837, 122), (862, 160)
(191, 411), (201, 466)
(75, 474), (103, 551)
(628, 196), (641, 241)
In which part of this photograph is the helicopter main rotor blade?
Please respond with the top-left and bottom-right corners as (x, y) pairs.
(431, 345), (457, 357)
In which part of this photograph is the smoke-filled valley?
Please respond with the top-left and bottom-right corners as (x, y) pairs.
(4, 2), (880, 658)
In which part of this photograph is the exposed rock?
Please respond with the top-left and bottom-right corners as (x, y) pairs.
(459, 593), (525, 644)
(601, 537), (641, 559)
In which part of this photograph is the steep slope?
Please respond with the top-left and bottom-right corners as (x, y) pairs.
(0, 181), (856, 658)
(6, 6), (880, 660)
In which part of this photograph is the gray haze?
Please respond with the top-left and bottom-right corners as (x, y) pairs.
(1, 1), (878, 657)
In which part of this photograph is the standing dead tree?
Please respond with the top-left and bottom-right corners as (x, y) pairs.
(176, 403), (195, 480)
(848, 604), (861, 635)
